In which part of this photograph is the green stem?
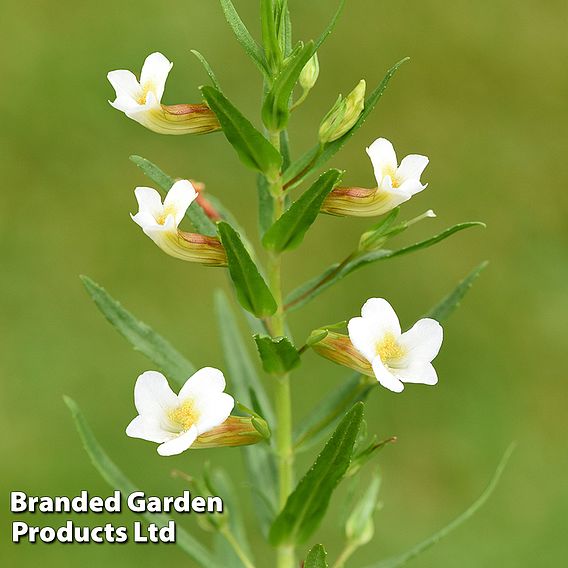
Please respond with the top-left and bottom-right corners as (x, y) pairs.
(267, 129), (295, 568)
(220, 525), (257, 568)
(332, 542), (358, 568)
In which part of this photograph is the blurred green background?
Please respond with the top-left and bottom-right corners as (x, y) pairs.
(2, 0), (567, 566)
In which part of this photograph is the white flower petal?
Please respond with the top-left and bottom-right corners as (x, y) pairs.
(133, 371), (177, 419)
(194, 393), (235, 434)
(397, 154), (429, 183)
(371, 357), (404, 393)
(126, 415), (174, 443)
(366, 138), (397, 185)
(164, 180), (198, 226)
(134, 186), (163, 217)
(157, 426), (198, 456)
(397, 178), (427, 197)
(140, 52), (173, 104)
(178, 367), (226, 402)
(107, 69), (141, 100)
(393, 362), (438, 385)
(347, 316), (382, 361)
(109, 95), (141, 113)
(374, 186), (414, 212)
(399, 318), (443, 363)
(360, 298), (401, 336)
(131, 211), (160, 231)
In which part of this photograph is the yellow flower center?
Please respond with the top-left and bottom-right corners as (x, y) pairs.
(169, 401), (200, 431)
(155, 205), (177, 225)
(137, 82), (154, 105)
(375, 333), (405, 362)
(384, 168), (400, 189)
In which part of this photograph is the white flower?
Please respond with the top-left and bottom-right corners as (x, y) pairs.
(366, 137), (429, 212)
(348, 298), (443, 393)
(107, 52), (219, 135)
(131, 180), (227, 266)
(126, 368), (235, 456)
(322, 137), (428, 217)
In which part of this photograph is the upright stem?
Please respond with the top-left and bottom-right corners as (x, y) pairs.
(267, 130), (295, 568)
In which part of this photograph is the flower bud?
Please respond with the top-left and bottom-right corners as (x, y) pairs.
(191, 415), (270, 449)
(299, 53), (320, 93)
(318, 80), (366, 145)
(310, 330), (373, 377)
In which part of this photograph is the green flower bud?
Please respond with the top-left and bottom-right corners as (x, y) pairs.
(319, 79), (366, 145)
(299, 53), (320, 93)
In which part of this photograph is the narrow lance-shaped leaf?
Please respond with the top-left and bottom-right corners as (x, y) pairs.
(218, 222), (277, 317)
(64, 397), (215, 567)
(286, 222), (485, 311)
(275, 0), (293, 56)
(80, 276), (194, 387)
(364, 445), (516, 568)
(209, 467), (254, 567)
(254, 335), (301, 375)
(269, 403), (365, 546)
(283, 58), (409, 190)
(305, 544), (329, 568)
(313, 0), (346, 51)
(426, 261), (489, 322)
(214, 290), (278, 537)
(219, 0), (269, 76)
(263, 169), (342, 252)
(129, 155), (217, 237)
(294, 373), (373, 451)
(190, 50), (222, 91)
(201, 86), (282, 178)
(262, 41), (315, 130)
(261, 0), (282, 72)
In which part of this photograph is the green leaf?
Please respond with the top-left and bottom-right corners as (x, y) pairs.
(274, 0), (293, 56)
(286, 222), (485, 311)
(214, 290), (275, 424)
(190, 50), (222, 90)
(254, 335), (301, 375)
(64, 397), (214, 566)
(129, 155), (217, 237)
(305, 544), (329, 568)
(218, 222), (277, 317)
(214, 290), (277, 537)
(346, 472), (381, 546)
(263, 169), (342, 252)
(269, 403), (365, 546)
(294, 373), (373, 451)
(283, 58), (409, 190)
(347, 436), (397, 478)
(364, 445), (516, 568)
(313, 0), (346, 52)
(210, 467), (253, 567)
(219, 0), (269, 75)
(426, 261), (489, 322)
(262, 41), (315, 130)
(201, 86), (282, 178)
(261, 0), (282, 72)
(80, 276), (194, 387)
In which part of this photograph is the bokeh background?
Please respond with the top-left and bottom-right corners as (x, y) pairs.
(2, 0), (567, 566)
